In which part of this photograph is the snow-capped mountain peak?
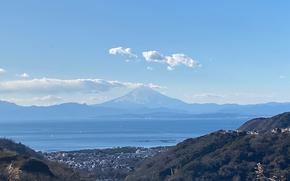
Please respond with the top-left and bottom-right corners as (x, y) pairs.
(100, 86), (187, 109)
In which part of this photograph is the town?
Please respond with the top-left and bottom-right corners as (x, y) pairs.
(44, 147), (168, 180)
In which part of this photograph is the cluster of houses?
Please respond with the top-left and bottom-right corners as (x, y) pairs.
(271, 127), (290, 133)
(218, 127), (290, 136)
(45, 147), (166, 173)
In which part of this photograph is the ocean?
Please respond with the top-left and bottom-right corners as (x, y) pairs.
(0, 118), (248, 152)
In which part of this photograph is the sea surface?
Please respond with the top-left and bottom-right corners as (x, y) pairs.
(0, 118), (248, 152)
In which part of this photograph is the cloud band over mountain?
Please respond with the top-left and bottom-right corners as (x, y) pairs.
(0, 78), (161, 94)
(0, 78), (163, 105)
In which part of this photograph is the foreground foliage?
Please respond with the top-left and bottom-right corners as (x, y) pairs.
(0, 139), (81, 181)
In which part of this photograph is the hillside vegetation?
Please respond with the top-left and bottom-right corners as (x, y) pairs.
(126, 130), (290, 181)
(0, 139), (81, 181)
(239, 112), (290, 132)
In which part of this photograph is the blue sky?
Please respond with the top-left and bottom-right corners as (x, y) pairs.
(0, 1), (290, 105)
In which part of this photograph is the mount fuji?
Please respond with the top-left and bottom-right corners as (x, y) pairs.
(100, 86), (188, 110)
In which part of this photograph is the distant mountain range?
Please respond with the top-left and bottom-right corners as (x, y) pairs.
(1, 87), (290, 121)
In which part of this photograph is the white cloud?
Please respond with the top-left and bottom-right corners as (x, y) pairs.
(18, 73), (30, 78)
(5, 95), (64, 106)
(147, 83), (165, 89)
(109, 47), (137, 59)
(142, 51), (164, 62)
(191, 93), (226, 99)
(165, 54), (200, 68)
(167, 66), (174, 71)
(0, 78), (164, 105)
(33, 95), (63, 102)
(146, 66), (153, 71)
(109, 47), (201, 70)
(186, 92), (279, 104)
(0, 78), (162, 94)
(142, 50), (200, 70)
(0, 68), (6, 75)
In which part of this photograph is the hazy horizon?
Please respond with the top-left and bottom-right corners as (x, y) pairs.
(2, 86), (290, 107)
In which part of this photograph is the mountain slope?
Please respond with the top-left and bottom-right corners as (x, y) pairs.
(238, 112), (290, 132)
(0, 139), (80, 181)
(126, 130), (290, 181)
(100, 87), (189, 110)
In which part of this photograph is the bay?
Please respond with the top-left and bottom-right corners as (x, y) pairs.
(0, 118), (247, 152)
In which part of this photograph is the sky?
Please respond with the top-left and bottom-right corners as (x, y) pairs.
(0, 0), (290, 105)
